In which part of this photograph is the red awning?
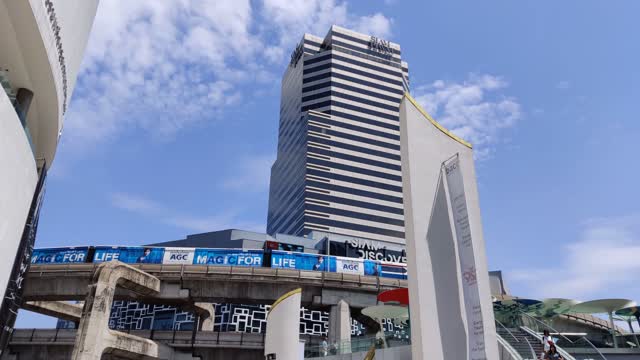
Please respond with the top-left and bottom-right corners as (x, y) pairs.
(377, 288), (409, 306)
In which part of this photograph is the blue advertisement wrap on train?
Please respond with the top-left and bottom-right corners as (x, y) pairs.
(193, 249), (263, 266)
(271, 252), (380, 275)
(30, 246), (407, 280)
(378, 262), (408, 279)
(31, 247), (90, 264)
(93, 246), (165, 264)
(271, 251), (334, 272)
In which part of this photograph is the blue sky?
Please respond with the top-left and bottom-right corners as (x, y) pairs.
(18, 0), (640, 327)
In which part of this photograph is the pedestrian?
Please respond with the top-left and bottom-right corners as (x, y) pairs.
(541, 330), (554, 359)
(321, 336), (329, 357)
(545, 344), (564, 359)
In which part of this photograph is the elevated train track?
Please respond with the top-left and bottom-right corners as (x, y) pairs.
(25, 264), (407, 308)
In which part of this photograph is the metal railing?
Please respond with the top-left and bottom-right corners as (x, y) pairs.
(496, 334), (523, 360)
(519, 316), (607, 360)
(496, 319), (519, 343)
(520, 312), (572, 344)
(523, 337), (537, 360)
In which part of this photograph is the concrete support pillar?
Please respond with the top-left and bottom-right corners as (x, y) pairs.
(328, 299), (351, 354)
(609, 311), (618, 348)
(194, 303), (215, 331)
(71, 261), (196, 360)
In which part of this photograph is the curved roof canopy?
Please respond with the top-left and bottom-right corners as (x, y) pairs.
(493, 298), (543, 316)
(528, 298), (581, 318)
(570, 299), (636, 314)
(362, 305), (409, 322)
(616, 306), (640, 318)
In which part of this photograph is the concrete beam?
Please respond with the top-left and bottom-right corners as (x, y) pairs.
(22, 301), (83, 322)
(70, 261), (197, 360)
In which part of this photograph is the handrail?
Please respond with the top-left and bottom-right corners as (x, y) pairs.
(578, 336), (607, 360)
(496, 319), (519, 343)
(523, 337), (537, 360)
(520, 311), (573, 344)
(520, 326), (576, 360)
(496, 334), (523, 360)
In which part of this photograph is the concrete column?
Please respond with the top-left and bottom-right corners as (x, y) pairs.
(609, 311), (618, 348)
(194, 303), (215, 331)
(328, 299), (351, 354)
(70, 261), (196, 360)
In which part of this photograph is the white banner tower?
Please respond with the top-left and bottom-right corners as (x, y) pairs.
(400, 94), (498, 359)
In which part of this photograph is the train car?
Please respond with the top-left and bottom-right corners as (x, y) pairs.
(378, 261), (408, 280)
(93, 246), (165, 264)
(31, 246), (407, 279)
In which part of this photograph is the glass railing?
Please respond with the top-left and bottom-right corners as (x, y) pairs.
(304, 334), (410, 358)
(1, 69), (35, 155)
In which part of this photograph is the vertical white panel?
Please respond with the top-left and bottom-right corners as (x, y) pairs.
(265, 288), (302, 360)
(444, 157), (488, 359)
(400, 94), (498, 359)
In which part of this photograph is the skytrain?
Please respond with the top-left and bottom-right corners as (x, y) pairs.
(31, 246), (408, 280)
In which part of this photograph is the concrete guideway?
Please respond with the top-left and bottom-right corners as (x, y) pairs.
(24, 263), (406, 308)
(11, 262), (401, 359)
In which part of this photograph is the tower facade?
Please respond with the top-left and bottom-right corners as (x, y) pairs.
(267, 26), (409, 244)
(0, 0), (98, 350)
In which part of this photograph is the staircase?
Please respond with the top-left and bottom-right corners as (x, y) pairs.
(497, 326), (543, 360)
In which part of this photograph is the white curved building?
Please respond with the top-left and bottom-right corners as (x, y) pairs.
(0, 0), (97, 343)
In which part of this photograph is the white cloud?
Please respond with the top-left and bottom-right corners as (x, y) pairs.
(413, 74), (522, 160)
(109, 192), (265, 233)
(354, 13), (393, 38)
(259, 0), (393, 65)
(222, 153), (276, 192)
(509, 214), (640, 300)
(556, 80), (570, 90)
(110, 192), (164, 215)
(66, 0), (257, 144)
(64, 0), (395, 146)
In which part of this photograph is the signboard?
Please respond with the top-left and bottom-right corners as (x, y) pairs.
(265, 241), (304, 253)
(162, 248), (195, 264)
(193, 249), (263, 267)
(444, 157), (487, 359)
(335, 257), (379, 276)
(31, 247), (89, 264)
(330, 238), (406, 263)
(335, 258), (364, 275)
(368, 36), (392, 56)
(93, 246), (164, 264)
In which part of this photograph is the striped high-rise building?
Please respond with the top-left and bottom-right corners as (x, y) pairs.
(267, 26), (409, 244)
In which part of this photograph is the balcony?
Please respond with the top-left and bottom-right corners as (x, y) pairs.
(1, 68), (35, 155)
